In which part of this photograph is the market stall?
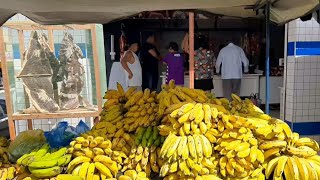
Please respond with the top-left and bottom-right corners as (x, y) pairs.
(0, 0), (318, 180)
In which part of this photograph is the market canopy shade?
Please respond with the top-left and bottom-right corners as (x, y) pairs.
(0, 0), (318, 25)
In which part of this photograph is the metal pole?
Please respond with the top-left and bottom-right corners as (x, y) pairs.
(265, 2), (270, 114)
(189, 12), (195, 89)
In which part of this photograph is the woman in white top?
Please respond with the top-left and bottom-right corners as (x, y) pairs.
(121, 42), (142, 90)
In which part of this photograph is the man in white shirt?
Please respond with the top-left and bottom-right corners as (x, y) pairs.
(216, 40), (249, 100)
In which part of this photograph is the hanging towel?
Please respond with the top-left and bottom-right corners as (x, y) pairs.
(108, 62), (127, 90)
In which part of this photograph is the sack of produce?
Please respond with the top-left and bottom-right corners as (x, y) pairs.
(8, 129), (46, 162)
(45, 120), (89, 149)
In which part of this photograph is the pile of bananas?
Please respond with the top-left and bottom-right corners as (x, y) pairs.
(67, 136), (126, 179)
(159, 133), (220, 179)
(82, 128), (134, 156)
(212, 116), (265, 179)
(101, 83), (158, 133)
(103, 83), (129, 108)
(121, 145), (154, 177)
(134, 126), (164, 147)
(265, 154), (320, 180)
(16, 144), (71, 178)
(261, 132), (320, 179)
(0, 166), (16, 180)
(157, 80), (209, 115)
(213, 94), (271, 120)
(119, 170), (149, 180)
(0, 136), (10, 167)
(159, 103), (219, 136)
(122, 88), (159, 132)
(0, 136), (9, 148)
(0, 147), (9, 167)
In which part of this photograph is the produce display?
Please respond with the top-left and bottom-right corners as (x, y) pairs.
(0, 136), (10, 166)
(16, 144), (71, 178)
(1, 80), (320, 180)
(67, 136), (125, 179)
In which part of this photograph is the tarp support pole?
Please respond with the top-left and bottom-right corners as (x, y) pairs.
(189, 12), (195, 89)
(265, 2), (270, 114)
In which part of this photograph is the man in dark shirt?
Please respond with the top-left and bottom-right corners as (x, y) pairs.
(140, 33), (161, 91)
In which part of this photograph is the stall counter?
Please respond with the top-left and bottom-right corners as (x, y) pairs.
(160, 74), (262, 97)
(259, 76), (283, 104)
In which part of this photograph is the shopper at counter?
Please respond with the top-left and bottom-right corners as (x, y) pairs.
(194, 35), (215, 92)
(120, 41), (142, 90)
(163, 42), (184, 86)
(216, 39), (249, 100)
(141, 33), (161, 91)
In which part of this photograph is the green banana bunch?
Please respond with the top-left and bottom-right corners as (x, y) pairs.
(134, 126), (164, 148)
(16, 144), (50, 166)
(16, 145), (71, 178)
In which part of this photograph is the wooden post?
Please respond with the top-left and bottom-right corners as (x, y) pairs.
(90, 25), (102, 115)
(0, 28), (16, 139)
(47, 29), (54, 51)
(189, 12), (195, 89)
(27, 119), (33, 130)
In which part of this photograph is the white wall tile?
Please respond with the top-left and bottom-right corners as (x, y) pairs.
(296, 101), (303, 109)
(306, 35), (312, 41)
(306, 27), (313, 35)
(304, 76), (311, 82)
(304, 70), (311, 76)
(296, 109), (303, 115)
(286, 115), (292, 122)
(303, 103), (310, 110)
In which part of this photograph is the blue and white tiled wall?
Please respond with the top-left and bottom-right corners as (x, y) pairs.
(285, 18), (320, 141)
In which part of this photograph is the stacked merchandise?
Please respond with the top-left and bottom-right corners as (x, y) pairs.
(1, 80), (320, 180)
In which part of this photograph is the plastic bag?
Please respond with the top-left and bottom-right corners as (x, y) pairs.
(75, 120), (90, 134)
(45, 120), (89, 149)
(8, 130), (46, 162)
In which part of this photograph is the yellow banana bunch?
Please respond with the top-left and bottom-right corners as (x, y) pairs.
(158, 133), (216, 177)
(119, 170), (150, 180)
(157, 80), (209, 115)
(264, 155), (320, 180)
(214, 124), (264, 179)
(292, 137), (320, 151)
(121, 145), (154, 178)
(0, 167), (16, 180)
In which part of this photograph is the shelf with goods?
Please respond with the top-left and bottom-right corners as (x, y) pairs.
(0, 81), (319, 179)
(0, 22), (103, 139)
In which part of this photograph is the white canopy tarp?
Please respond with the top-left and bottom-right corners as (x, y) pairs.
(0, 0), (318, 25)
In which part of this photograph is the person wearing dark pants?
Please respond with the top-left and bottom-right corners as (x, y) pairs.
(216, 39), (249, 100)
(222, 79), (241, 99)
(140, 33), (161, 91)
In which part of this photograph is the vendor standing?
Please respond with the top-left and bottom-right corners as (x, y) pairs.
(141, 33), (161, 91)
(163, 42), (184, 85)
(216, 39), (249, 100)
(120, 41), (142, 90)
(194, 35), (215, 92)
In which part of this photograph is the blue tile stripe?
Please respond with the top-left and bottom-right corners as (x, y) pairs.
(288, 41), (320, 56)
(287, 42), (294, 56)
(54, 43), (87, 58)
(12, 43), (87, 59)
(285, 120), (320, 135)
